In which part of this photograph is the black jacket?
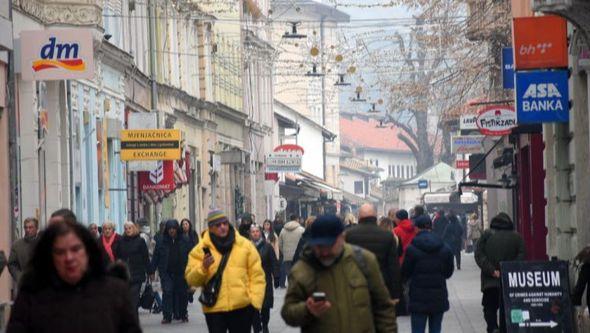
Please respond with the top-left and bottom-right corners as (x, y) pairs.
(292, 228), (311, 264)
(255, 240), (276, 309)
(442, 217), (464, 252)
(7, 270), (141, 333)
(345, 220), (402, 299)
(432, 216), (448, 238)
(150, 225), (192, 276)
(402, 230), (454, 314)
(114, 235), (149, 284)
(573, 263), (590, 308)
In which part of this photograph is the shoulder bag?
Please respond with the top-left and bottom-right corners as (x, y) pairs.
(198, 248), (232, 307)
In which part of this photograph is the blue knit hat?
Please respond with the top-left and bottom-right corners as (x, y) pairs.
(207, 209), (228, 227)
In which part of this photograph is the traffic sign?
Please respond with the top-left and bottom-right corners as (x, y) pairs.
(120, 129), (181, 161)
(418, 179), (428, 189)
(501, 260), (573, 333)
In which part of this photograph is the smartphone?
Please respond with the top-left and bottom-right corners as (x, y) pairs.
(203, 247), (211, 256)
(312, 292), (326, 302)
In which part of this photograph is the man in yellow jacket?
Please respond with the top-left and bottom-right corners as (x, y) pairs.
(185, 209), (265, 332)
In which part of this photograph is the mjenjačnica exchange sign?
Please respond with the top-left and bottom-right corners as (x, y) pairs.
(120, 129), (181, 161)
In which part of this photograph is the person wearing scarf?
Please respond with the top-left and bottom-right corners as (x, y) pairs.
(99, 222), (120, 264)
(185, 209), (265, 333)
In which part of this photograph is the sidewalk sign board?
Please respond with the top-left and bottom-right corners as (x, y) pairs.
(500, 260), (573, 332)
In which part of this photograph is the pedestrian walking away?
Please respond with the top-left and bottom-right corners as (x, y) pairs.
(185, 209), (265, 333)
(442, 211), (464, 270)
(431, 209), (448, 238)
(281, 214), (397, 333)
(345, 203), (402, 303)
(6, 219), (141, 333)
(393, 209), (418, 317)
(250, 224), (277, 333)
(114, 221), (150, 319)
(475, 212), (525, 333)
(8, 217), (39, 284)
(466, 213), (482, 253)
(278, 215), (304, 288)
(150, 219), (192, 324)
(402, 215), (454, 333)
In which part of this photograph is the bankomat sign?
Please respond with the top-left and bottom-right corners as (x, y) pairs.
(515, 70), (569, 124)
(20, 29), (94, 81)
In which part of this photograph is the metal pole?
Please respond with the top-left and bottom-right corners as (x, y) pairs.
(320, 17), (327, 181)
(148, 0), (158, 127)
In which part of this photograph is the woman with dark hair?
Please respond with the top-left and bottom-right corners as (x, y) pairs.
(115, 221), (149, 318)
(7, 220), (141, 333)
(180, 218), (199, 248)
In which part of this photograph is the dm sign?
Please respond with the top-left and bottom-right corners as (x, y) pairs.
(500, 261), (573, 332)
(516, 70), (569, 124)
(476, 106), (517, 136)
(20, 29), (94, 81)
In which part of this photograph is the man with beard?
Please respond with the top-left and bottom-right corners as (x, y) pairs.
(8, 217), (40, 283)
(281, 215), (397, 332)
(185, 209), (265, 332)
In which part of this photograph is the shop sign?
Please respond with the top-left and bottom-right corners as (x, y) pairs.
(456, 160), (469, 169)
(515, 70), (569, 124)
(500, 261), (573, 332)
(460, 114), (478, 131)
(418, 179), (428, 189)
(451, 135), (485, 154)
(20, 29), (94, 81)
(138, 161), (176, 192)
(120, 129), (181, 161)
(513, 15), (568, 70)
(502, 47), (515, 89)
(476, 106), (517, 136)
(266, 151), (302, 173)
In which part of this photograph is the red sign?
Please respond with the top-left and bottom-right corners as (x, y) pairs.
(139, 161), (176, 192)
(476, 105), (517, 136)
(513, 15), (568, 70)
(273, 144), (304, 154)
(456, 160), (469, 169)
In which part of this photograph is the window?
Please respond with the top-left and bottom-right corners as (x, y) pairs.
(354, 181), (364, 195)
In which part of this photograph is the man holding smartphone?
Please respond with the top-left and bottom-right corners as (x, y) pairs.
(281, 215), (397, 332)
(185, 209), (266, 332)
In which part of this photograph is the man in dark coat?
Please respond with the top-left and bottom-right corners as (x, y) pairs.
(345, 203), (402, 303)
(8, 217), (39, 284)
(431, 209), (448, 238)
(150, 219), (192, 324)
(250, 224), (276, 333)
(441, 212), (464, 270)
(475, 212), (525, 333)
(402, 215), (454, 333)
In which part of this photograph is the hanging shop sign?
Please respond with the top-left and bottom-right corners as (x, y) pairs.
(138, 160), (176, 192)
(456, 160), (469, 169)
(266, 151), (303, 173)
(469, 154), (486, 180)
(502, 47), (515, 89)
(515, 70), (569, 124)
(20, 29), (94, 81)
(451, 135), (485, 154)
(460, 114), (478, 131)
(500, 260), (573, 332)
(120, 129), (181, 161)
(513, 15), (568, 70)
(476, 106), (517, 136)
(418, 179), (429, 189)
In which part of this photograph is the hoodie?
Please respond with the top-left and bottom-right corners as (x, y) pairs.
(394, 219), (417, 264)
(279, 221), (305, 261)
(402, 231), (454, 314)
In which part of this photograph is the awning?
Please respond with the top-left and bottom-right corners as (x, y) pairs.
(306, 180), (343, 201)
(282, 172), (344, 201)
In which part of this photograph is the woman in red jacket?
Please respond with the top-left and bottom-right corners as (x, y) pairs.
(393, 209), (418, 264)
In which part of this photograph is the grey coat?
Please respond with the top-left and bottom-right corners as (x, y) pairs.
(8, 236), (38, 282)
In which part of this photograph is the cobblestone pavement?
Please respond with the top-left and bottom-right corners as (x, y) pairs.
(142, 252), (486, 332)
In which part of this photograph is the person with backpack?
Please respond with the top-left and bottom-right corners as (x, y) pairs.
(281, 214), (397, 332)
(185, 209), (265, 332)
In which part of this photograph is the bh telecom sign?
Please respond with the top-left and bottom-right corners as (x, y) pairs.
(516, 70), (569, 124)
(476, 106), (517, 136)
(20, 29), (94, 81)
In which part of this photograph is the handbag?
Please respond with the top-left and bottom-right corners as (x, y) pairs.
(199, 248), (232, 307)
(139, 282), (156, 310)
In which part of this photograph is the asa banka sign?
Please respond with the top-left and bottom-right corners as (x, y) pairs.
(500, 261), (573, 332)
(20, 29), (94, 81)
(516, 70), (569, 124)
(476, 106), (517, 136)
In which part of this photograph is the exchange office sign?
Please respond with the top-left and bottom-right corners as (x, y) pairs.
(516, 70), (569, 124)
(476, 106), (517, 136)
(120, 129), (181, 161)
(20, 29), (94, 81)
(500, 261), (573, 332)
(451, 135), (485, 154)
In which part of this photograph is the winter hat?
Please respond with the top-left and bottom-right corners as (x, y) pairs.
(207, 209), (229, 227)
(413, 215), (432, 230)
(308, 215), (344, 246)
(395, 209), (409, 220)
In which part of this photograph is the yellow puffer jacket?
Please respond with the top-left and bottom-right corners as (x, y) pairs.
(185, 228), (266, 313)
